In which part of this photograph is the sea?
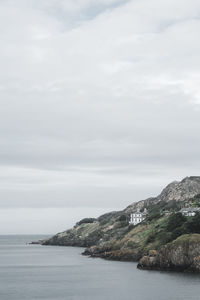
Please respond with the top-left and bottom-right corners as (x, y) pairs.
(0, 235), (199, 300)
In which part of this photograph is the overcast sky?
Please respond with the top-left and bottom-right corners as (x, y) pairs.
(0, 0), (200, 234)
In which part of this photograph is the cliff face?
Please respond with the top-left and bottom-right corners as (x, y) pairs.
(138, 234), (200, 272)
(125, 176), (200, 213)
(158, 177), (200, 202)
(42, 176), (200, 271)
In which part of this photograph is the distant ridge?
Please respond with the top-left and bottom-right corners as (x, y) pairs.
(125, 176), (200, 213)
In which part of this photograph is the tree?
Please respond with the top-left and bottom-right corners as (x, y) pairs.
(166, 213), (186, 232)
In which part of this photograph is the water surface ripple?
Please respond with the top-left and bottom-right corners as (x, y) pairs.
(0, 235), (199, 300)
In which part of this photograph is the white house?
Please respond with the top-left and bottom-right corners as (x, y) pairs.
(129, 208), (148, 225)
(180, 207), (200, 217)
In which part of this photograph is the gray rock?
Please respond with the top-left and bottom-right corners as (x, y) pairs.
(137, 234), (200, 272)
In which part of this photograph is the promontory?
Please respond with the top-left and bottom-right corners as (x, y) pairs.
(41, 176), (200, 272)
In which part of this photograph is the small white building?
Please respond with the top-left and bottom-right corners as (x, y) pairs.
(129, 208), (148, 225)
(180, 207), (200, 217)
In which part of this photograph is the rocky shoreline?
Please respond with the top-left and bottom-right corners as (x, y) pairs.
(39, 233), (200, 272)
(137, 234), (200, 272)
(82, 247), (141, 262)
(82, 234), (200, 272)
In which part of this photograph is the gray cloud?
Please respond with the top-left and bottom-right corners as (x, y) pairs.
(0, 0), (200, 232)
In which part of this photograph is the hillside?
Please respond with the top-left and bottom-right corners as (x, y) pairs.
(42, 176), (200, 271)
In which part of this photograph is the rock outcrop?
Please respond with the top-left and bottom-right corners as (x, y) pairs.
(137, 234), (200, 272)
(125, 176), (200, 213)
(82, 245), (141, 261)
(158, 177), (200, 202)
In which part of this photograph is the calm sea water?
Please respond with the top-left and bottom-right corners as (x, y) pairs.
(0, 235), (199, 300)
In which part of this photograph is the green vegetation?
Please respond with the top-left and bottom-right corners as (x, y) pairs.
(146, 200), (181, 222)
(98, 211), (121, 225)
(76, 218), (97, 226)
(142, 212), (200, 249)
(170, 233), (200, 246)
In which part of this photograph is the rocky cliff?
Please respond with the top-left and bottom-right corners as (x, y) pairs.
(138, 234), (200, 272)
(42, 176), (200, 272)
(125, 176), (200, 213)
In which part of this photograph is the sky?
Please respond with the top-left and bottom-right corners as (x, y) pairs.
(0, 0), (200, 234)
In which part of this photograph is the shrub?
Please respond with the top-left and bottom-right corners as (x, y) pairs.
(128, 224), (135, 231)
(157, 232), (173, 245)
(145, 232), (156, 244)
(77, 218), (97, 226)
(119, 214), (128, 222)
(184, 213), (200, 233)
(166, 213), (186, 232)
(147, 211), (161, 222)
